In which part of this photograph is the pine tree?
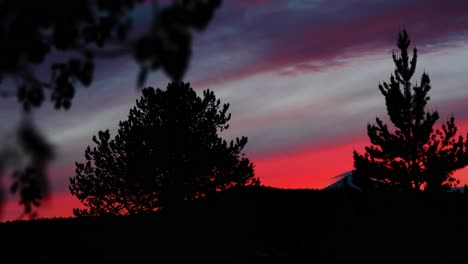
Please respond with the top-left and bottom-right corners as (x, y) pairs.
(353, 30), (468, 192)
(69, 82), (260, 216)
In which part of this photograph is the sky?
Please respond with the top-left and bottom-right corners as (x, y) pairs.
(1, 0), (468, 221)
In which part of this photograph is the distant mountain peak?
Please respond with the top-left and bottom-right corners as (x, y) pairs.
(324, 171), (466, 193)
(323, 171), (361, 191)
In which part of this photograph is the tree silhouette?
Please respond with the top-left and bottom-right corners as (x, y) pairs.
(353, 29), (468, 192)
(69, 82), (260, 216)
(0, 0), (222, 218)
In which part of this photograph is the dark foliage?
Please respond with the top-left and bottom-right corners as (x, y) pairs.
(0, 118), (54, 218)
(0, 0), (222, 218)
(353, 30), (468, 192)
(0, 0), (221, 110)
(11, 120), (54, 217)
(70, 82), (260, 216)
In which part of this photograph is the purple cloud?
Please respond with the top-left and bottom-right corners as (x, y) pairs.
(186, 0), (468, 86)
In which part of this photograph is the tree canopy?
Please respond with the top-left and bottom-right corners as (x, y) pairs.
(353, 29), (468, 192)
(69, 82), (260, 216)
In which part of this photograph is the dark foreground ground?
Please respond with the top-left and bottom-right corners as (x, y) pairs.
(2, 186), (468, 261)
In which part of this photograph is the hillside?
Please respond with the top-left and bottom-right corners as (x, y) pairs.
(2, 186), (468, 261)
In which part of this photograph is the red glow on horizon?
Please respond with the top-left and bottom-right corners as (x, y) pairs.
(252, 138), (369, 189)
(252, 118), (468, 190)
(3, 118), (468, 221)
(0, 192), (82, 222)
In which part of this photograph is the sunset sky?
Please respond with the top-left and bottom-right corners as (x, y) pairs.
(2, 0), (468, 221)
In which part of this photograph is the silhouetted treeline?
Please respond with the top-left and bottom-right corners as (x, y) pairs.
(2, 187), (468, 260)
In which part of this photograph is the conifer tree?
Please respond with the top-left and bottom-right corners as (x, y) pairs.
(70, 82), (260, 216)
(353, 30), (468, 192)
